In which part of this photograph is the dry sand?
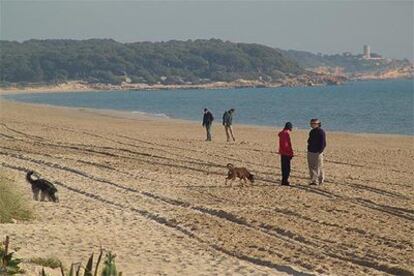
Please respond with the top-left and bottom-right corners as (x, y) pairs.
(0, 99), (413, 275)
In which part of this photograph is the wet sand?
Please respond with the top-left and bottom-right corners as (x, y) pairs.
(0, 99), (413, 275)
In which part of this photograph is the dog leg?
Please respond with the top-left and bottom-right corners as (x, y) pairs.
(33, 189), (39, 201)
(40, 191), (46, 202)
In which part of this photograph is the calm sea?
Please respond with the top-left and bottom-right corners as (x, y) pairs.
(3, 79), (413, 135)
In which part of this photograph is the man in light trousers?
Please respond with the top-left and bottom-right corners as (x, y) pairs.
(307, 119), (326, 185)
(222, 108), (236, 142)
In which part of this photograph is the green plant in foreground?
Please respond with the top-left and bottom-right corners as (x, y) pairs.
(101, 252), (120, 276)
(52, 249), (122, 276)
(0, 236), (24, 274)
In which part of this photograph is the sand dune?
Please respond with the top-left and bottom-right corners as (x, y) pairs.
(0, 100), (413, 275)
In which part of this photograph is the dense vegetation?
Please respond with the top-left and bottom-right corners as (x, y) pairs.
(0, 39), (304, 85)
(282, 49), (411, 73)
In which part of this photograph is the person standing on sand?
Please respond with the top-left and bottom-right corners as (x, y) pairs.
(222, 108), (236, 142)
(307, 118), (326, 185)
(202, 108), (214, 141)
(278, 122), (294, 186)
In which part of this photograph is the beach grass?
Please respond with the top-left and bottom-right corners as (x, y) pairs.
(28, 257), (62, 269)
(0, 175), (33, 223)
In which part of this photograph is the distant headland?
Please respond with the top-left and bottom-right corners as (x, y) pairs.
(0, 39), (412, 93)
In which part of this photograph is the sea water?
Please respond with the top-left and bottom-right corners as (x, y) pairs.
(4, 79), (413, 135)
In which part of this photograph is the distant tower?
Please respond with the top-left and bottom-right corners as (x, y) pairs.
(363, 45), (371, 59)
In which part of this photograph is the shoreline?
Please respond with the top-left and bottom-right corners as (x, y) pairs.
(1, 73), (412, 95)
(0, 74), (344, 94)
(0, 80), (281, 95)
(1, 97), (412, 138)
(1, 77), (412, 97)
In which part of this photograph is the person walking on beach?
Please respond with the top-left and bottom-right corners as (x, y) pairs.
(202, 108), (214, 141)
(278, 122), (294, 186)
(222, 108), (236, 142)
(307, 119), (326, 185)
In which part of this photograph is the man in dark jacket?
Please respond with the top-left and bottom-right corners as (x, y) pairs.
(202, 108), (214, 141)
(307, 118), (326, 185)
(222, 108), (235, 142)
(278, 122), (294, 186)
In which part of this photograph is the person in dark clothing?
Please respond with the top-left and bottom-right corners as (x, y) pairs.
(307, 119), (326, 185)
(222, 108), (235, 142)
(278, 122), (294, 186)
(202, 108), (214, 141)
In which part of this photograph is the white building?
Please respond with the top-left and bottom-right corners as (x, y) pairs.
(363, 45), (371, 59)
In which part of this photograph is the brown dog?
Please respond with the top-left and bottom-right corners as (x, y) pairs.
(225, 163), (254, 185)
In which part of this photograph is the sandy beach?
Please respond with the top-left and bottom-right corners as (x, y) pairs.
(0, 98), (413, 275)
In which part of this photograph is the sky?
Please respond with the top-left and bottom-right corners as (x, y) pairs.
(1, 0), (413, 60)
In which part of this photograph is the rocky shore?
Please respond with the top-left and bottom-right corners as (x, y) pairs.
(0, 74), (347, 94)
(1, 67), (411, 94)
(310, 64), (414, 82)
(349, 66), (414, 80)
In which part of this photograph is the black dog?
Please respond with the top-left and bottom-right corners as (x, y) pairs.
(26, 171), (59, 202)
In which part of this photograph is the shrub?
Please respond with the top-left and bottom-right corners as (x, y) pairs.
(0, 176), (33, 223)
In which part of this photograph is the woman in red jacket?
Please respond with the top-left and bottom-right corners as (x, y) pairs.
(278, 122), (294, 186)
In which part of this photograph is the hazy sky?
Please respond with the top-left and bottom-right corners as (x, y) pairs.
(1, 0), (413, 59)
